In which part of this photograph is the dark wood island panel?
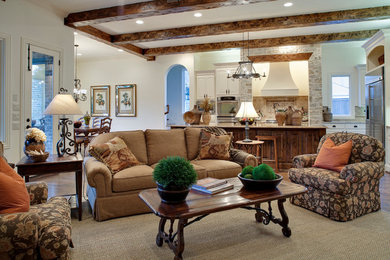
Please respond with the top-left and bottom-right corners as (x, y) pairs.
(171, 125), (326, 170)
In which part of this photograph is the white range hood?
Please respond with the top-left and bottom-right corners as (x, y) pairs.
(261, 62), (299, 96)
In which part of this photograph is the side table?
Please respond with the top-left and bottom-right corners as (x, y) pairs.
(16, 154), (84, 221)
(236, 140), (264, 165)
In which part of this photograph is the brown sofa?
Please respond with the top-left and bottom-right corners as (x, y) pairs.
(84, 128), (257, 221)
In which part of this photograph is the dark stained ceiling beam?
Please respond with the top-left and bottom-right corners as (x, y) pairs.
(248, 53), (313, 63)
(71, 25), (152, 60)
(143, 30), (378, 56)
(113, 6), (390, 44)
(65, 0), (276, 27)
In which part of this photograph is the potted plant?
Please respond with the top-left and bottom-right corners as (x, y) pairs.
(153, 156), (197, 204)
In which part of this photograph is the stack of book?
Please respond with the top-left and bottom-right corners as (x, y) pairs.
(191, 177), (233, 194)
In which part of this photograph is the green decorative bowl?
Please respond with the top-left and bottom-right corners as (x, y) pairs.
(238, 173), (283, 190)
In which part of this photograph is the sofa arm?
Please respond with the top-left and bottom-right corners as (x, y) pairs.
(292, 154), (317, 168)
(0, 212), (40, 258)
(230, 148), (258, 167)
(340, 161), (384, 183)
(26, 182), (48, 205)
(84, 156), (113, 197)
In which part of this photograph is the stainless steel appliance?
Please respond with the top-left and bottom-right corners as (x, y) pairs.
(217, 96), (239, 123)
(365, 67), (385, 144)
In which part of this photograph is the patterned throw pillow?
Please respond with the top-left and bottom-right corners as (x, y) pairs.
(89, 136), (141, 174)
(198, 130), (231, 160)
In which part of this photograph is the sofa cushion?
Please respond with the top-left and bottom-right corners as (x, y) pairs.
(0, 157), (30, 214)
(289, 167), (352, 195)
(185, 127), (201, 160)
(198, 130), (231, 160)
(88, 130), (148, 164)
(145, 129), (187, 165)
(89, 137), (141, 174)
(151, 162), (207, 180)
(313, 138), (352, 172)
(192, 160), (241, 179)
(112, 165), (156, 192)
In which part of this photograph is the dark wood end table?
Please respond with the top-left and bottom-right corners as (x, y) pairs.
(139, 178), (306, 260)
(16, 154), (83, 221)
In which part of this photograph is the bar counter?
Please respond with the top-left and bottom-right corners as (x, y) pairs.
(171, 123), (326, 170)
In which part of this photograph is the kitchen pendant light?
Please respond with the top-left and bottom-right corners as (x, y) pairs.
(73, 44), (87, 102)
(228, 32), (266, 80)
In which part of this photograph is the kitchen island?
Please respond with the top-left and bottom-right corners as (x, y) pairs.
(171, 123), (326, 170)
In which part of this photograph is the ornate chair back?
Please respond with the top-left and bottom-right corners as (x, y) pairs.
(100, 117), (112, 133)
(92, 117), (100, 128)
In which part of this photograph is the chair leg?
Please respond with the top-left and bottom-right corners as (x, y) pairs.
(273, 138), (279, 173)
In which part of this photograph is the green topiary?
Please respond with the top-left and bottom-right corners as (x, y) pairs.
(252, 164), (276, 180)
(241, 165), (254, 177)
(243, 174), (253, 179)
(153, 156), (197, 189)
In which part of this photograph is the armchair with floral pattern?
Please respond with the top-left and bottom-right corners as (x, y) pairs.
(288, 132), (385, 221)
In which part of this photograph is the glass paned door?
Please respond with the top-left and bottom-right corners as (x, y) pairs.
(23, 44), (59, 154)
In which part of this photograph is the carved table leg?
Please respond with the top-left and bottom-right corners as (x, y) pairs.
(254, 202), (263, 223)
(156, 218), (167, 247)
(173, 219), (187, 260)
(277, 199), (291, 237)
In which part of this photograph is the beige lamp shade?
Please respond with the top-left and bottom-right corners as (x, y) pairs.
(235, 102), (259, 118)
(44, 94), (82, 115)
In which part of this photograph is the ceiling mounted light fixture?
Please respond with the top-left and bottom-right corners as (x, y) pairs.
(194, 12), (202, 17)
(228, 32), (266, 80)
(136, 20), (144, 24)
(284, 2), (293, 7)
(73, 44), (87, 103)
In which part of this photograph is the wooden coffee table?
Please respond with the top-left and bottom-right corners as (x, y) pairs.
(139, 178), (307, 260)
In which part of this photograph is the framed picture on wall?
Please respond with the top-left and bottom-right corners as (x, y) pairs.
(115, 84), (136, 117)
(91, 85), (110, 117)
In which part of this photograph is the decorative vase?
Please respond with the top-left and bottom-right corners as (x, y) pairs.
(24, 140), (45, 156)
(285, 106), (293, 125)
(157, 183), (190, 204)
(292, 110), (302, 126)
(275, 111), (286, 126)
(83, 112), (91, 127)
(191, 105), (202, 125)
(202, 111), (211, 125)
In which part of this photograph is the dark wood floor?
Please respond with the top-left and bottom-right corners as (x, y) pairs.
(31, 170), (390, 213)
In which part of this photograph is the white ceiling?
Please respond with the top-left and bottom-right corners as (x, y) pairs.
(38, 0), (390, 59)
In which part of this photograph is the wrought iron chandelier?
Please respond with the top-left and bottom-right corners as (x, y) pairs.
(73, 44), (87, 102)
(228, 32), (266, 80)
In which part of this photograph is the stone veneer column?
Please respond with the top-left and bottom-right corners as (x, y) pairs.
(242, 45), (323, 125)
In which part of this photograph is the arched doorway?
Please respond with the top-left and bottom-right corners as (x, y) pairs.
(165, 65), (190, 126)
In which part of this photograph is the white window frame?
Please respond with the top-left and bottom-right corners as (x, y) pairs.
(330, 74), (353, 119)
(0, 32), (11, 148)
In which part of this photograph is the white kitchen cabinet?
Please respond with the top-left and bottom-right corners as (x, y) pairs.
(196, 72), (215, 100)
(323, 122), (366, 134)
(215, 67), (239, 96)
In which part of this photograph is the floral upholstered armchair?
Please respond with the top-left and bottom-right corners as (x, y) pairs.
(288, 132), (385, 221)
(0, 142), (72, 260)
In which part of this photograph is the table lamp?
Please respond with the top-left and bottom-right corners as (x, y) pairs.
(44, 94), (82, 156)
(235, 102), (259, 142)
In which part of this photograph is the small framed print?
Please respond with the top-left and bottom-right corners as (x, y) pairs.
(116, 84), (136, 117)
(91, 85), (110, 117)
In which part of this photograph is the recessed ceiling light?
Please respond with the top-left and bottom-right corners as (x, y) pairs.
(118, 49), (124, 52)
(77, 53), (82, 56)
(73, 32), (78, 35)
(136, 20), (144, 24)
(284, 2), (293, 7)
(194, 12), (202, 18)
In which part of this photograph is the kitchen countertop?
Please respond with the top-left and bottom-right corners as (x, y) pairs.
(171, 123), (326, 129)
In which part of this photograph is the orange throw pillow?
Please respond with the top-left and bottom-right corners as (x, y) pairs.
(313, 138), (352, 172)
(0, 157), (30, 214)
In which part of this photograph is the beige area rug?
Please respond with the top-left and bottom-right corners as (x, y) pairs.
(71, 202), (390, 260)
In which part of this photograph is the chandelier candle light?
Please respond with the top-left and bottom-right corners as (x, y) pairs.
(235, 102), (259, 142)
(44, 94), (82, 156)
(228, 32), (266, 80)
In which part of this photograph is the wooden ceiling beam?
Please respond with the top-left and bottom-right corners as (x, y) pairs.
(71, 25), (152, 60)
(248, 53), (313, 63)
(65, 0), (275, 27)
(143, 30), (378, 56)
(113, 6), (390, 44)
